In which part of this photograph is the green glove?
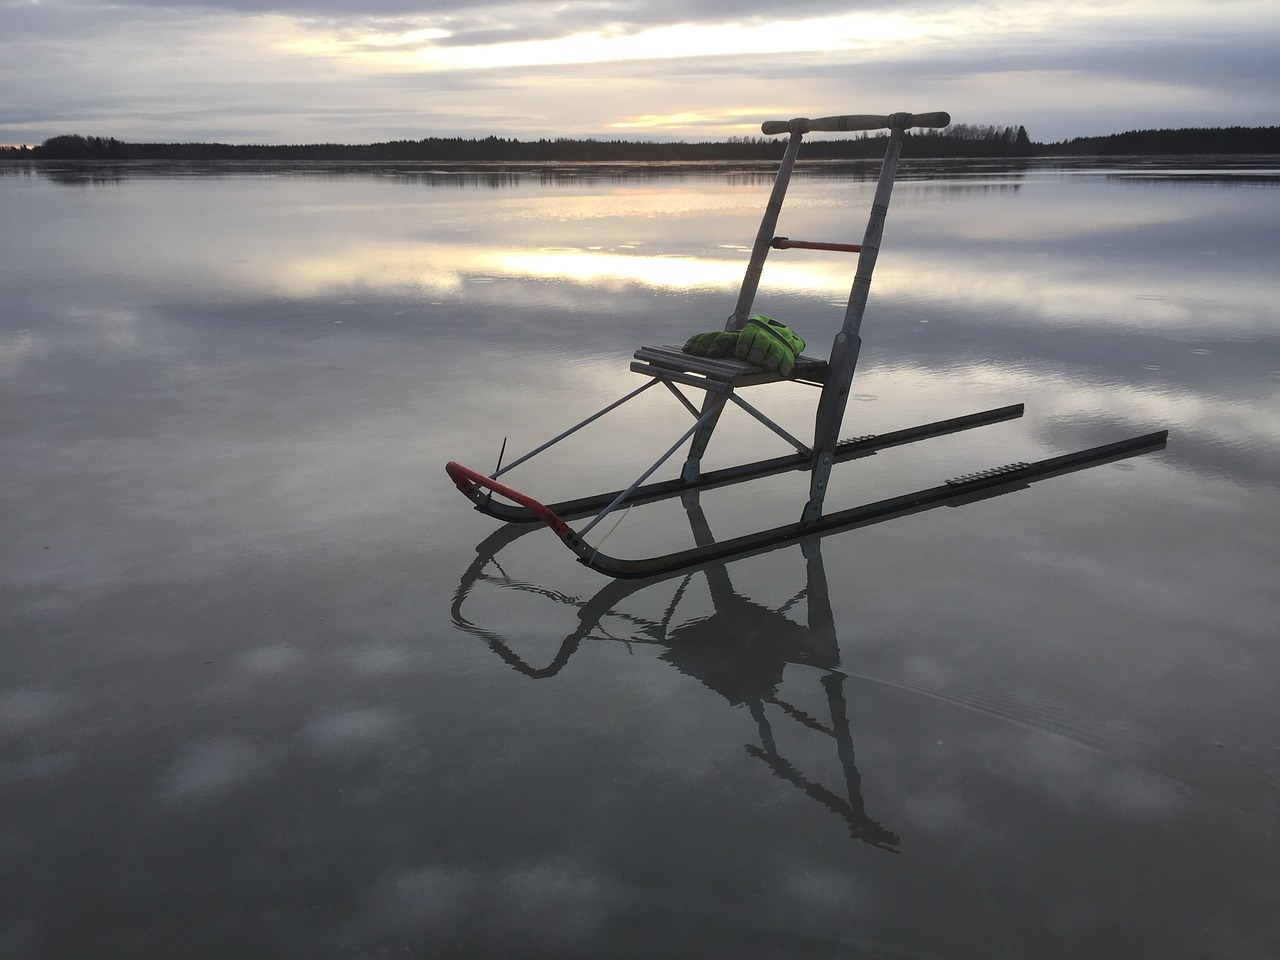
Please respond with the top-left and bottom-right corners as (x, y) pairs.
(734, 315), (805, 376)
(683, 330), (738, 358)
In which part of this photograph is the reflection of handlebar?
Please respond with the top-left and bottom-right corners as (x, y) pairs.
(761, 111), (951, 136)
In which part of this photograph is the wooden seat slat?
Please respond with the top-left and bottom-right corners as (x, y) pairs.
(632, 344), (829, 387)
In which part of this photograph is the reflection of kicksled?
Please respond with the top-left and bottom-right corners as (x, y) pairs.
(452, 500), (900, 850)
(446, 110), (1168, 578)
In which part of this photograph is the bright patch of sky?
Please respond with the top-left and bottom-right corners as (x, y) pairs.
(280, 11), (956, 70)
(1, 0), (1277, 144)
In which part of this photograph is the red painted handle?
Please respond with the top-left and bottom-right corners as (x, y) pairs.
(445, 462), (570, 536)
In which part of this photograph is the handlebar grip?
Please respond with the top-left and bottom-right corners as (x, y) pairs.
(761, 111), (951, 136)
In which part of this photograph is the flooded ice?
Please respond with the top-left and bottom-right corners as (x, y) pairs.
(2, 157), (1278, 958)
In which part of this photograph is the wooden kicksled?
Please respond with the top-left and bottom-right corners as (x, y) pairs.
(446, 110), (1168, 578)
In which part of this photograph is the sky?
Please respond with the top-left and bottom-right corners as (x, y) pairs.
(2, 0), (1278, 146)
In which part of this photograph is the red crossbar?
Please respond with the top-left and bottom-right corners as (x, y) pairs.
(771, 236), (861, 253)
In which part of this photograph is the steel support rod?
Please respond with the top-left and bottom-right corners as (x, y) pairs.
(578, 394), (729, 537)
(493, 378), (660, 479)
(661, 379), (703, 419)
(727, 392), (812, 457)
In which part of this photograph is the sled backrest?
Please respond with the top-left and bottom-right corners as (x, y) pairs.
(726, 111), (951, 333)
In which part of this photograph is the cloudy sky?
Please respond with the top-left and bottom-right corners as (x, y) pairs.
(2, 0), (1277, 146)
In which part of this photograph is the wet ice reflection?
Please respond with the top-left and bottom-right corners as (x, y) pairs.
(2, 156), (1277, 958)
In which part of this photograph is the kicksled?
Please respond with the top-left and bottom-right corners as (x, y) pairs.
(445, 110), (1168, 579)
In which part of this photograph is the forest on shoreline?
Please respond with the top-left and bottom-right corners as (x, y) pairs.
(3, 125), (1278, 162)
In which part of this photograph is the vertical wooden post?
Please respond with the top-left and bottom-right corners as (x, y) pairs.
(682, 125), (806, 481)
(801, 122), (908, 526)
(727, 125), (806, 331)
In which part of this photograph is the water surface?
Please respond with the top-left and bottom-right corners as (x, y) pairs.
(2, 157), (1278, 958)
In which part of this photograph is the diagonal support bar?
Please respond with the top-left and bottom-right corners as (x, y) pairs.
(662, 379), (703, 419)
(578, 393), (730, 537)
(727, 391), (812, 457)
(493, 378), (660, 479)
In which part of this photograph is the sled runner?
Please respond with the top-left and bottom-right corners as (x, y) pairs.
(445, 110), (1169, 578)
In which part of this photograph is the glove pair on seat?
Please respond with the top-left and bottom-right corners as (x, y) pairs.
(682, 315), (805, 377)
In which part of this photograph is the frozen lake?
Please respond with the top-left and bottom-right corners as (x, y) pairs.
(2, 155), (1278, 958)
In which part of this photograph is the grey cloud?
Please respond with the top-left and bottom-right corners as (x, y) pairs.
(3, 0), (1277, 144)
(157, 738), (273, 802)
(51, 0), (952, 23)
(363, 857), (633, 951)
(554, 31), (1280, 89)
(0, 0), (978, 57)
(418, 0), (919, 47)
(1, 1), (190, 41)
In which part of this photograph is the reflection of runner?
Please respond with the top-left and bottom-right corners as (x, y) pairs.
(450, 498), (899, 851)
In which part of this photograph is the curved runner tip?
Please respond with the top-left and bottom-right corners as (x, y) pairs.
(445, 462), (570, 536)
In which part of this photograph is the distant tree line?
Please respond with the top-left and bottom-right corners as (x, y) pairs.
(0, 127), (1036, 161)
(1045, 126), (1280, 155)
(3, 125), (1277, 162)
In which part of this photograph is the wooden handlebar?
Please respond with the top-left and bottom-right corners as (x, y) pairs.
(761, 111), (951, 136)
